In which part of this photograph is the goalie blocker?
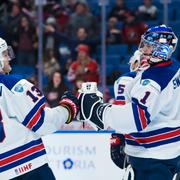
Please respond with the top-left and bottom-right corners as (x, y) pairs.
(78, 92), (111, 129)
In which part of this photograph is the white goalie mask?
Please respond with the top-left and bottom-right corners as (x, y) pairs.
(0, 37), (15, 71)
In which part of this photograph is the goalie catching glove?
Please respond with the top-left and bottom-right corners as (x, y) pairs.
(59, 91), (79, 124)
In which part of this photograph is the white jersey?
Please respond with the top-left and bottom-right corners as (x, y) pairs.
(0, 75), (69, 179)
(114, 72), (136, 105)
(104, 60), (180, 159)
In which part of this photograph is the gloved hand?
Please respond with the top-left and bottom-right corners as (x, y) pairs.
(77, 82), (110, 129)
(59, 91), (79, 124)
(110, 133), (127, 169)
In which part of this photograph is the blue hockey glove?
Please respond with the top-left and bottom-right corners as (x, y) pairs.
(59, 91), (79, 124)
(78, 93), (111, 129)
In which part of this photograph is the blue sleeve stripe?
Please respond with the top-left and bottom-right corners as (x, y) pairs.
(32, 109), (45, 132)
(125, 127), (180, 148)
(116, 96), (125, 100)
(0, 139), (43, 158)
(132, 103), (142, 131)
(131, 98), (151, 131)
(0, 150), (46, 172)
(22, 97), (45, 126)
(126, 135), (180, 148)
(128, 127), (180, 138)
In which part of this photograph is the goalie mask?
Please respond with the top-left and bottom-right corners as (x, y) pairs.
(0, 37), (15, 72)
(138, 24), (178, 64)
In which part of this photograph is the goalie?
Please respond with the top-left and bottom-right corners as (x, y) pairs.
(110, 50), (146, 171)
(78, 25), (180, 180)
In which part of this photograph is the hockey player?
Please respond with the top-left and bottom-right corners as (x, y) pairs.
(0, 37), (79, 180)
(78, 25), (180, 180)
(110, 50), (144, 170)
(110, 50), (151, 171)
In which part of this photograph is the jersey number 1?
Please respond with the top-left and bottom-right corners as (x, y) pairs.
(140, 91), (150, 104)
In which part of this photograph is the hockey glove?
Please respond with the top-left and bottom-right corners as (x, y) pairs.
(59, 91), (79, 124)
(78, 93), (111, 129)
(110, 133), (127, 169)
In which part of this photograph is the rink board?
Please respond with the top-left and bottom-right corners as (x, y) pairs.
(42, 131), (125, 180)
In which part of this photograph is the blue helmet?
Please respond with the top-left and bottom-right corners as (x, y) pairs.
(138, 24), (178, 63)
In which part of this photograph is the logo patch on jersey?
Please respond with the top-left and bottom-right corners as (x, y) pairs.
(14, 84), (24, 92)
(142, 79), (150, 86)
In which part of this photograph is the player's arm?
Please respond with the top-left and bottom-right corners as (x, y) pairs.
(78, 80), (160, 133)
(10, 79), (78, 136)
(105, 79), (160, 133)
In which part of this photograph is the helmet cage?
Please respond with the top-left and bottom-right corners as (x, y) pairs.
(0, 46), (15, 69)
(139, 36), (175, 63)
(139, 24), (178, 63)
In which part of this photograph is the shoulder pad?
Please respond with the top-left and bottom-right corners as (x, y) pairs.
(11, 79), (30, 93)
(141, 63), (179, 91)
(140, 79), (161, 92)
(0, 74), (22, 90)
(115, 72), (136, 85)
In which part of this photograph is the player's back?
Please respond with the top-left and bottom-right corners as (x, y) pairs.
(140, 61), (180, 125)
(0, 74), (48, 179)
(125, 61), (180, 159)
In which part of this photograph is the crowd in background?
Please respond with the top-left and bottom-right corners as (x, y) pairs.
(0, 0), (180, 107)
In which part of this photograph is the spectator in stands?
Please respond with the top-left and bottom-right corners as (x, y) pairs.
(5, 3), (24, 53)
(44, 16), (58, 51)
(108, 0), (130, 22)
(45, 25), (98, 60)
(67, 2), (98, 39)
(72, 76), (85, 95)
(67, 44), (99, 85)
(15, 15), (37, 65)
(136, 0), (158, 21)
(69, 27), (99, 59)
(43, 49), (61, 78)
(44, 16), (66, 63)
(122, 11), (147, 45)
(62, 0), (87, 14)
(51, 3), (70, 32)
(106, 17), (122, 44)
(44, 71), (68, 107)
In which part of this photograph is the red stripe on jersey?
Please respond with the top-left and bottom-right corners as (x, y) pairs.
(0, 144), (45, 166)
(138, 107), (147, 129)
(113, 100), (126, 105)
(27, 104), (45, 129)
(125, 134), (142, 144)
(125, 129), (180, 144)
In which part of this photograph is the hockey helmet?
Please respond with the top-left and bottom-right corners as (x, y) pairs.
(138, 24), (178, 63)
(0, 37), (15, 69)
